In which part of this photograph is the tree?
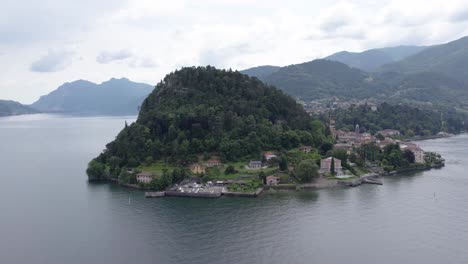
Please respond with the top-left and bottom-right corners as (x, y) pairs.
(258, 171), (266, 184)
(319, 142), (333, 155)
(86, 160), (106, 180)
(144, 156), (154, 166)
(405, 129), (415, 137)
(359, 142), (381, 162)
(403, 149), (415, 163)
(295, 159), (319, 183)
(375, 133), (385, 141)
(279, 156), (288, 171)
(225, 165), (237, 175)
(332, 149), (348, 166)
(127, 157), (139, 168)
(330, 158), (335, 175)
(387, 149), (403, 167)
(172, 168), (187, 184)
(108, 156), (121, 169)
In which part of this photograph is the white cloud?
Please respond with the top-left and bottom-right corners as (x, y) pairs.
(96, 49), (133, 64)
(30, 49), (74, 72)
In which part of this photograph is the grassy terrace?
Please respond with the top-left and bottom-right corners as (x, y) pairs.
(227, 179), (263, 193)
(137, 162), (177, 177)
(137, 160), (279, 180)
(207, 161), (278, 180)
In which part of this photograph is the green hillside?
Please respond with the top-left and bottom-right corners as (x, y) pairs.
(88, 66), (330, 180)
(262, 59), (385, 101)
(379, 36), (468, 83)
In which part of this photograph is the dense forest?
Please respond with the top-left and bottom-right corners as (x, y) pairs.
(88, 66), (331, 180)
(379, 36), (468, 83)
(261, 59), (385, 101)
(324, 103), (467, 136)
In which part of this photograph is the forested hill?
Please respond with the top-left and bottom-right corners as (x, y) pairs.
(0, 100), (37, 117)
(89, 66), (331, 179)
(379, 36), (468, 83)
(261, 59), (385, 101)
(325, 103), (467, 136)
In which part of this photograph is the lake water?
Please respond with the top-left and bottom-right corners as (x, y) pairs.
(1, 114), (467, 264)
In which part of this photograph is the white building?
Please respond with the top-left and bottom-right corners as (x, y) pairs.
(136, 172), (154, 184)
(319, 157), (343, 175)
(401, 143), (425, 163)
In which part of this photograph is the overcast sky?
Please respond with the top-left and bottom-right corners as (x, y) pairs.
(2, 0), (468, 103)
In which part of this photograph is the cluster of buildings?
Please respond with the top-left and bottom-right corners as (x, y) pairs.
(133, 122), (429, 187)
(302, 98), (379, 115)
(332, 125), (426, 164)
(187, 159), (222, 175)
(187, 151), (283, 175)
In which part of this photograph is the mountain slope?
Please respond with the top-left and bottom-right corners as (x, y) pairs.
(240, 65), (280, 79)
(88, 66), (329, 179)
(260, 59), (385, 101)
(379, 36), (468, 83)
(326, 45), (427, 72)
(31, 78), (154, 115)
(0, 100), (37, 117)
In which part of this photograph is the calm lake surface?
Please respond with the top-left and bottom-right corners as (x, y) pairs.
(1, 114), (467, 264)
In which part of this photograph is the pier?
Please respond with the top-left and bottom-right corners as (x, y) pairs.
(145, 192), (165, 198)
(360, 174), (383, 185)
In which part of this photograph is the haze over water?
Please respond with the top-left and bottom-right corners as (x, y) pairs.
(0, 114), (467, 264)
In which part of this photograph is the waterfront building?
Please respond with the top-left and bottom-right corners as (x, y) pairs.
(136, 172), (154, 184)
(266, 176), (280, 186)
(401, 143), (425, 163)
(320, 157), (343, 175)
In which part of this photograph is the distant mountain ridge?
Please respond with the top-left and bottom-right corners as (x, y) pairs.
(379, 36), (468, 83)
(240, 65), (280, 79)
(260, 59), (382, 100)
(241, 35), (468, 109)
(31, 78), (154, 115)
(325, 45), (427, 72)
(0, 100), (37, 117)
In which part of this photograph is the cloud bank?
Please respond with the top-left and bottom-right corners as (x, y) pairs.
(1, 0), (468, 103)
(30, 50), (74, 72)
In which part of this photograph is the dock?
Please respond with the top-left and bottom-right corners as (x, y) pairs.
(164, 190), (222, 198)
(222, 188), (264, 197)
(145, 192), (165, 198)
(360, 174), (383, 185)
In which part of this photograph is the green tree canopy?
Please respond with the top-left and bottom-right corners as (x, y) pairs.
(295, 159), (319, 183)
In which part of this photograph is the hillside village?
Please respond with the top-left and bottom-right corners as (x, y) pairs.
(132, 123), (445, 198)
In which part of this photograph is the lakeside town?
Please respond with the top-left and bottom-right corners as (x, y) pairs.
(122, 122), (447, 199)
